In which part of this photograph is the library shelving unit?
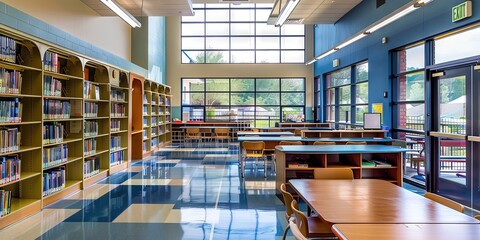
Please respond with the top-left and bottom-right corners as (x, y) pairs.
(82, 62), (111, 187)
(278, 122), (332, 128)
(140, 80), (172, 158)
(142, 80), (152, 156)
(109, 70), (129, 174)
(42, 49), (84, 207)
(301, 129), (388, 139)
(0, 33), (43, 228)
(274, 145), (404, 195)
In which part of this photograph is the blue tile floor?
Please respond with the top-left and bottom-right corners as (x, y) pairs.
(0, 143), (446, 239)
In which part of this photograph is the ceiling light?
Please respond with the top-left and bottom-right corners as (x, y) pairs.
(275, 0), (300, 27)
(100, 0), (141, 28)
(306, 0), (434, 65)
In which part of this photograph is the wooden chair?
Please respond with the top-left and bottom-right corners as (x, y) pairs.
(214, 128), (230, 147)
(314, 168), (354, 180)
(279, 141), (303, 145)
(279, 183), (295, 240)
(291, 200), (335, 239)
(185, 128), (201, 147)
(424, 192), (465, 213)
(346, 141), (367, 145)
(313, 141), (336, 145)
(268, 128), (281, 132)
(241, 141), (268, 178)
(475, 215), (480, 220)
(289, 220), (308, 240)
(294, 129), (303, 136)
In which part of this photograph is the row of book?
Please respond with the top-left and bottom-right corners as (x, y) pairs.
(110, 103), (125, 117)
(83, 81), (100, 100)
(43, 51), (60, 73)
(143, 105), (149, 115)
(110, 151), (124, 166)
(43, 167), (65, 197)
(111, 119), (121, 132)
(151, 137), (159, 147)
(0, 128), (20, 154)
(0, 35), (17, 64)
(110, 89), (125, 102)
(43, 145), (68, 169)
(84, 120), (98, 138)
(110, 136), (121, 151)
(43, 123), (63, 144)
(84, 102), (98, 118)
(143, 117), (148, 127)
(152, 117), (157, 126)
(0, 155), (21, 185)
(43, 76), (63, 97)
(84, 157), (100, 178)
(142, 141), (148, 152)
(43, 99), (71, 120)
(84, 138), (96, 156)
(0, 98), (22, 123)
(0, 189), (12, 217)
(0, 68), (22, 94)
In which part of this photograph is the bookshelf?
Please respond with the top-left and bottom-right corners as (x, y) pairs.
(0, 29), (132, 228)
(109, 70), (129, 174)
(141, 80), (172, 157)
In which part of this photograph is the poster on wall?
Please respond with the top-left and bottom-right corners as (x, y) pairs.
(372, 103), (383, 123)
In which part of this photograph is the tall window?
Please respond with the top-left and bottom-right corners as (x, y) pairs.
(181, 78), (305, 127)
(393, 43), (425, 133)
(181, 3), (305, 64)
(324, 62), (368, 127)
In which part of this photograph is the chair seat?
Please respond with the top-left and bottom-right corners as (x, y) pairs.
(245, 153), (264, 158)
(306, 216), (335, 238)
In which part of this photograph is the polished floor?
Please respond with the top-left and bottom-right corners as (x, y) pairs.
(0, 143), (428, 240)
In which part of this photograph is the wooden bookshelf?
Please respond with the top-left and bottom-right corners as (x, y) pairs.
(109, 70), (129, 174)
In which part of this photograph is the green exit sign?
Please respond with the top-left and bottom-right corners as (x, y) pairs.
(452, 1), (472, 22)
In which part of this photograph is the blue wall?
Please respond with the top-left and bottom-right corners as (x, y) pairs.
(314, 0), (480, 127)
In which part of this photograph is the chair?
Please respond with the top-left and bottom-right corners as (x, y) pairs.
(346, 141), (367, 145)
(294, 129), (303, 136)
(313, 141), (336, 145)
(185, 128), (201, 147)
(475, 215), (480, 220)
(241, 141), (268, 178)
(424, 192), (465, 213)
(279, 141), (303, 146)
(268, 128), (281, 132)
(289, 221), (308, 240)
(279, 183), (295, 240)
(314, 168), (354, 180)
(291, 200), (335, 239)
(214, 128), (230, 147)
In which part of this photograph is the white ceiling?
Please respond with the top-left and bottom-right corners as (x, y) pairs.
(81, 0), (362, 24)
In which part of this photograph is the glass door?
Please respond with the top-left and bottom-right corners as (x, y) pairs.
(471, 66), (480, 210)
(430, 66), (470, 205)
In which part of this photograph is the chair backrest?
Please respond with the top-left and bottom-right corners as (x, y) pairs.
(314, 168), (354, 180)
(424, 192), (464, 213)
(279, 141), (303, 145)
(346, 141), (367, 145)
(289, 220), (308, 240)
(475, 215), (480, 220)
(313, 141), (336, 145)
(291, 200), (308, 238)
(186, 128), (200, 136)
(242, 141), (265, 154)
(252, 128), (260, 132)
(280, 183), (294, 220)
(294, 129), (302, 136)
(214, 128), (229, 135)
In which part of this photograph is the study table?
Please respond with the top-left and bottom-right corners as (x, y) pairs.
(332, 223), (480, 240)
(288, 179), (479, 224)
(236, 131), (294, 136)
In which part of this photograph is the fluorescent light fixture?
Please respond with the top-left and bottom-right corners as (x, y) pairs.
(100, 0), (141, 28)
(306, 0), (433, 65)
(275, 0), (300, 27)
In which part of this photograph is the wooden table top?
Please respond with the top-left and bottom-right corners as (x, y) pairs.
(289, 179), (479, 224)
(332, 224), (480, 240)
(276, 144), (404, 154)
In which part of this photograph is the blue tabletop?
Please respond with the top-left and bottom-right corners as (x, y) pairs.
(275, 145), (406, 154)
(237, 131), (294, 136)
(237, 136), (393, 142)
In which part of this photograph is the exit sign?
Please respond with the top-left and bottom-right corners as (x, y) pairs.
(452, 1), (472, 22)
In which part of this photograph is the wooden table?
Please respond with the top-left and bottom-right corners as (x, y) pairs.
(289, 179), (479, 224)
(332, 223), (480, 240)
(237, 131), (294, 136)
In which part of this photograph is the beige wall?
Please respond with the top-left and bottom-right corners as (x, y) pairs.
(3, 0), (131, 60)
(166, 17), (314, 108)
